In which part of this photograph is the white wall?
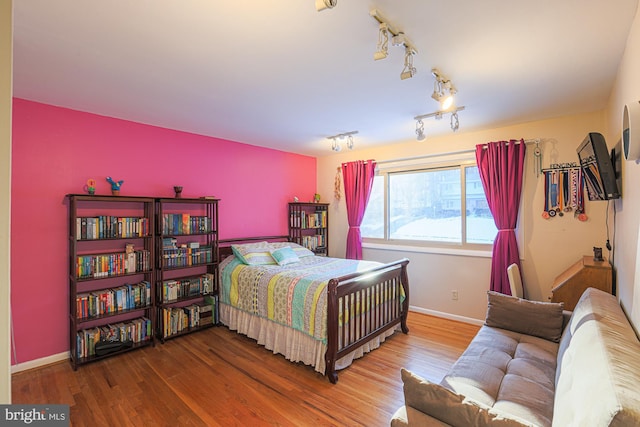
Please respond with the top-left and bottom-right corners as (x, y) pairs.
(318, 112), (610, 322)
(607, 4), (640, 333)
(0, 0), (12, 403)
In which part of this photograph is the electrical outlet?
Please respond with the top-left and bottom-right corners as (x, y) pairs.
(451, 290), (459, 300)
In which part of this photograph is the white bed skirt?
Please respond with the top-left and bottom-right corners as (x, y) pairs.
(220, 302), (398, 375)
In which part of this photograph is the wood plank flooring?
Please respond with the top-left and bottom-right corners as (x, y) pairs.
(11, 312), (480, 427)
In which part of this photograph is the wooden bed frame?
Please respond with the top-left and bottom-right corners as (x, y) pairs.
(218, 236), (410, 383)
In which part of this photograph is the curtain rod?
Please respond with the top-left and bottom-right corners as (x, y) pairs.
(376, 138), (541, 165)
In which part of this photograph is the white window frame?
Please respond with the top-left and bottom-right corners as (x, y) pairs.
(362, 151), (520, 258)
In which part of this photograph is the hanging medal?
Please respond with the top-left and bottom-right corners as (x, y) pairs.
(549, 170), (558, 217)
(542, 170), (551, 218)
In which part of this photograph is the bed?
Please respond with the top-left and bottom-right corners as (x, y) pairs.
(218, 236), (410, 383)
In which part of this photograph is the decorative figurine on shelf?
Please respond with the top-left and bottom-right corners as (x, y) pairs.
(174, 186), (183, 198)
(84, 178), (96, 195)
(314, 193), (321, 203)
(106, 176), (124, 196)
(593, 246), (604, 262)
(293, 196), (299, 202)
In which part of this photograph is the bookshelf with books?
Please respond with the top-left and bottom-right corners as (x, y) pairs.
(155, 197), (219, 342)
(67, 194), (156, 369)
(288, 202), (329, 256)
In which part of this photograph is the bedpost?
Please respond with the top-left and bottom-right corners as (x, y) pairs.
(325, 278), (339, 384)
(400, 260), (410, 334)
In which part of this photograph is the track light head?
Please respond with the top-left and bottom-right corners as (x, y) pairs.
(374, 23), (389, 60)
(431, 68), (456, 110)
(400, 47), (417, 80)
(315, 0), (337, 12)
(415, 119), (426, 141)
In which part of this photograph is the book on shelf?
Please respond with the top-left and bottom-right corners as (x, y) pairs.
(161, 214), (211, 235)
(76, 317), (151, 359)
(289, 210), (327, 229)
(76, 216), (149, 240)
(76, 280), (151, 319)
(161, 296), (216, 338)
(77, 249), (151, 279)
(160, 273), (214, 303)
(162, 245), (213, 269)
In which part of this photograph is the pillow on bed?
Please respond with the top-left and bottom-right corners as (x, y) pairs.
(231, 242), (277, 265)
(270, 241), (315, 258)
(270, 246), (300, 266)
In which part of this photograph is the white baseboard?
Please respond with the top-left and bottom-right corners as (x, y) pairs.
(11, 352), (69, 374)
(409, 306), (484, 326)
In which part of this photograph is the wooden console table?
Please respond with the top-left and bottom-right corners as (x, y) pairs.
(551, 256), (612, 311)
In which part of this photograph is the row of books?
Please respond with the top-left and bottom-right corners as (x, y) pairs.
(289, 211), (327, 229)
(76, 249), (151, 279)
(161, 214), (211, 235)
(160, 295), (217, 338)
(76, 216), (150, 240)
(76, 317), (152, 359)
(301, 234), (326, 251)
(160, 273), (214, 303)
(76, 281), (151, 319)
(162, 246), (213, 268)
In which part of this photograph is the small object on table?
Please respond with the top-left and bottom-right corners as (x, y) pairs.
(593, 246), (604, 262)
(84, 179), (96, 195)
(174, 186), (183, 198)
(106, 176), (124, 196)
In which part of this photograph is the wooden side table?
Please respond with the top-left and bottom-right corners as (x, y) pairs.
(551, 256), (613, 311)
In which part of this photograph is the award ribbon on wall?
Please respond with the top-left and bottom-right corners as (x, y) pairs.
(542, 167), (586, 220)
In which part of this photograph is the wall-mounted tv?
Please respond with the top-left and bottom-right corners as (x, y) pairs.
(576, 132), (621, 201)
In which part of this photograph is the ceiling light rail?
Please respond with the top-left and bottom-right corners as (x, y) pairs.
(370, 9), (418, 55)
(414, 107), (465, 141)
(327, 131), (358, 152)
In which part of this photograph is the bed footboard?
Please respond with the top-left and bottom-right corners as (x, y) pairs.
(325, 258), (410, 384)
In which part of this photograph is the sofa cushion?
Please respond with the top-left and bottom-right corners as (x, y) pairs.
(440, 325), (557, 427)
(485, 291), (564, 342)
(401, 368), (533, 426)
(554, 288), (640, 426)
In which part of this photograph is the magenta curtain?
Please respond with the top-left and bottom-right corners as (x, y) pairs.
(475, 140), (526, 295)
(342, 160), (376, 260)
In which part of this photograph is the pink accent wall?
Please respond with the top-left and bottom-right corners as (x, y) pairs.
(11, 98), (317, 365)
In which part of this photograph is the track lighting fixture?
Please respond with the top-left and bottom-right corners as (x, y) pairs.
(374, 23), (389, 60)
(370, 9), (418, 78)
(315, 0), (337, 12)
(413, 107), (465, 140)
(327, 131), (358, 152)
(400, 46), (417, 80)
(415, 119), (426, 141)
(431, 68), (457, 110)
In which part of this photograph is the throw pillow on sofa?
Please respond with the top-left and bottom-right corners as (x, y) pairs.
(400, 368), (533, 426)
(485, 291), (564, 342)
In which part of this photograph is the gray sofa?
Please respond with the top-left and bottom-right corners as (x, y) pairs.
(391, 287), (640, 426)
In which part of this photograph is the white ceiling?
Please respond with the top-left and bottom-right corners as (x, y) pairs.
(12, 0), (639, 157)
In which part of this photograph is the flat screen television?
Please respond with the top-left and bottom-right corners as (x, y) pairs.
(577, 132), (621, 201)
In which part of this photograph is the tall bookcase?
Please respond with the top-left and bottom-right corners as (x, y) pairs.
(67, 194), (156, 370)
(155, 198), (219, 342)
(288, 202), (329, 256)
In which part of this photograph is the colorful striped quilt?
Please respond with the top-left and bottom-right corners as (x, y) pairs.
(219, 255), (381, 343)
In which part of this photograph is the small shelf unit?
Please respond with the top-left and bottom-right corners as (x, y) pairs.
(67, 194), (156, 370)
(155, 197), (219, 342)
(288, 202), (329, 256)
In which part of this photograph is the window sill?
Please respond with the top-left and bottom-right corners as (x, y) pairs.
(362, 242), (493, 258)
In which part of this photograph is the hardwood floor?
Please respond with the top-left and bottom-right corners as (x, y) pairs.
(11, 312), (479, 427)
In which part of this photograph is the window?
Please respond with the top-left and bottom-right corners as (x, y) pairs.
(361, 162), (497, 247)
